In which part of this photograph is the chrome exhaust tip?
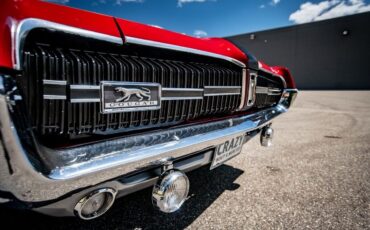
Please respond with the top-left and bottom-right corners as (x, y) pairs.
(260, 125), (274, 147)
(74, 188), (116, 220)
(152, 167), (190, 213)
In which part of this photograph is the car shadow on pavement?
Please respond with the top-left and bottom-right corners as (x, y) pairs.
(0, 164), (244, 230)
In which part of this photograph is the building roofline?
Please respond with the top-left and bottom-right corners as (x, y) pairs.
(226, 11), (370, 38)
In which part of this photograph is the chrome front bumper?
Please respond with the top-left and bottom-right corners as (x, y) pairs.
(0, 75), (297, 203)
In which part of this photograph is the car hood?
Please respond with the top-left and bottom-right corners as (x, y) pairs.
(0, 0), (247, 69)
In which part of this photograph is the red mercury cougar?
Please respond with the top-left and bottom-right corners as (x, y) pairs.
(0, 0), (297, 219)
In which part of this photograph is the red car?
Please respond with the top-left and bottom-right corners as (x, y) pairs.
(0, 0), (297, 219)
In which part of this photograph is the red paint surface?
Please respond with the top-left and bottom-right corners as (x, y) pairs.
(259, 61), (296, 88)
(0, 0), (121, 69)
(115, 18), (248, 64)
(0, 0), (247, 69)
(0, 0), (296, 90)
(258, 61), (275, 73)
(271, 66), (296, 89)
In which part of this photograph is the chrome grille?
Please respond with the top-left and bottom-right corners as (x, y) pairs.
(22, 45), (243, 137)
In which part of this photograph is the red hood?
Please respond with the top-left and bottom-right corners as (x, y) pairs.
(0, 0), (247, 69)
(115, 18), (247, 64)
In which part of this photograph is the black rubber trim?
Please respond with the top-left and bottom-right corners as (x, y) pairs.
(225, 38), (259, 70)
(113, 17), (126, 43)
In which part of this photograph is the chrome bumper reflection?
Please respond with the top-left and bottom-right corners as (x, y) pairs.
(0, 77), (297, 202)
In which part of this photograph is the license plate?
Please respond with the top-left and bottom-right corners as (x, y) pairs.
(210, 135), (245, 170)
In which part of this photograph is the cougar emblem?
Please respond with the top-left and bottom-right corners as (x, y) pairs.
(115, 87), (151, 102)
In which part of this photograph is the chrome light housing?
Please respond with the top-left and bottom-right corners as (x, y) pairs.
(74, 188), (116, 220)
(152, 169), (190, 213)
(260, 126), (274, 147)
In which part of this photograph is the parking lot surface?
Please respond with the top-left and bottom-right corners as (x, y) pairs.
(1, 91), (370, 229)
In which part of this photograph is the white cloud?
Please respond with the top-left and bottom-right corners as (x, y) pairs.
(193, 30), (208, 37)
(289, 0), (370, 24)
(115, 0), (144, 5)
(258, 0), (280, 9)
(149, 24), (163, 29)
(177, 0), (216, 7)
(270, 0), (281, 6)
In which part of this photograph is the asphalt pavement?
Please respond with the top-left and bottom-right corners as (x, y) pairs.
(1, 91), (370, 229)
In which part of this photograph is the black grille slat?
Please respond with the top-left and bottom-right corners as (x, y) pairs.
(23, 45), (243, 137)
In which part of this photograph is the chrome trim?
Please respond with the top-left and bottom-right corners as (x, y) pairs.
(269, 89), (282, 94)
(203, 86), (242, 89)
(162, 88), (204, 92)
(70, 85), (101, 103)
(49, 105), (289, 181)
(70, 85), (100, 90)
(35, 150), (214, 217)
(161, 97), (203, 101)
(14, 18), (247, 106)
(8, 17), (17, 67)
(125, 36), (246, 68)
(279, 88), (298, 108)
(43, 85), (244, 102)
(255, 87), (268, 94)
(43, 80), (67, 85)
(43, 95), (67, 100)
(246, 71), (257, 107)
(43, 80), (67, 100)
(152, 169), (190, 213)
(0, 73), (297, 202)
(256, 86), (282, 96)
(71, 98), (100, 103)
(204, 86), (241, 96)
(0, 77), (4, 93)
(237, 68), (247, 110)
(74, 188), (117, 220)
(260, 126), (273, 147)
(14, 19), (246, 72)
(14, 18), (123, 70)
(16, 18), (246, 105)
(258, 63), (287, 89)
(204, 93), (241, 96)
(161, 88), (204, 100)
(100, 81), (162, 114)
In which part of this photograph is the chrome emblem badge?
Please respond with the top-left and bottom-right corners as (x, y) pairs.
(115, 87), (151, 102)
(100, 82), (161, 114)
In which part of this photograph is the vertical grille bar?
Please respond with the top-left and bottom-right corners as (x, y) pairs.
(23, 45), (243, 137)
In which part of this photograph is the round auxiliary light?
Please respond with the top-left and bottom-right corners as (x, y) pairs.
(74, 188), (116, 220)
(152, 169), (190, 213)
(260, 126), (274, 147)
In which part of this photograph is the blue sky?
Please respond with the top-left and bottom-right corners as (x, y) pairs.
(50, 0), (370, 37)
